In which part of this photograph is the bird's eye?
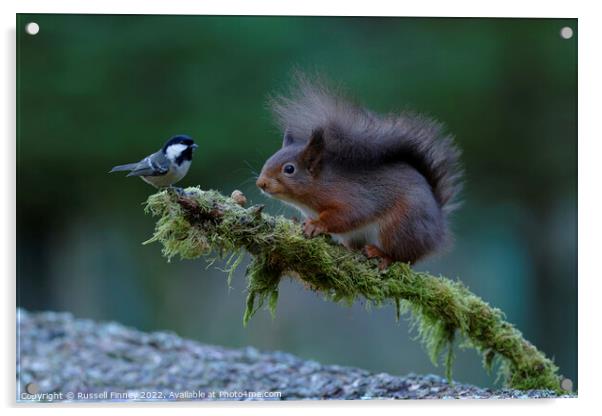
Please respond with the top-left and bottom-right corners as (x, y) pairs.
(282, 163), (296, 176)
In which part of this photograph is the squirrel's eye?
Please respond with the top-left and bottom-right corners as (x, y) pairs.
(282, 163), (296, 176)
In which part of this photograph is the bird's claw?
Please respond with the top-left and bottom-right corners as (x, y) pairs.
(166, 186), (186, 197)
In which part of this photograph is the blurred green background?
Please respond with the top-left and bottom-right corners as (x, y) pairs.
(16, 14), (577, 389)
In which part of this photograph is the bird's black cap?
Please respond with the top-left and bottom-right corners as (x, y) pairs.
(162, 135), (195, 152)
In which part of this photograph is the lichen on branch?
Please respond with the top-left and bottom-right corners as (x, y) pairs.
(143, 187), (562, 392)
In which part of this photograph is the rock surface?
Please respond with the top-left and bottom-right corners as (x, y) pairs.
(17, 309), (573, 402)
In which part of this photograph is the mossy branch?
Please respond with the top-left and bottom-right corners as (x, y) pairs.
(143, 187), (562, 392)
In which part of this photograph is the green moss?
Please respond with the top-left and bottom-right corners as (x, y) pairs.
(144, 187), (563, 392)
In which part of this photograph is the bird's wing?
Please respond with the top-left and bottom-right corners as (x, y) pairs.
(125, 152), (170, 177)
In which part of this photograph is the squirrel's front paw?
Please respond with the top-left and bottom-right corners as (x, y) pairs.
(303, 219), (326, 238)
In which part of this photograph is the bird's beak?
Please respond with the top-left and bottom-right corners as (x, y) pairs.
(191, 144), (198, 150)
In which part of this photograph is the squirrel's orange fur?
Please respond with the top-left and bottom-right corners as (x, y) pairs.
(257, 76), (462, 268)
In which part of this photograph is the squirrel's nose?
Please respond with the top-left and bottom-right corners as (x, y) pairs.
(256, 176), (268, 190)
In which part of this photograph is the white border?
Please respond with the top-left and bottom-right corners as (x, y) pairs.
(3, 1), (599, 415)
(4, 0), (583, 17)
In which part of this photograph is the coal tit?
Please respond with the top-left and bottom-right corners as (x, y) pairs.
(109, 135), (198, 188)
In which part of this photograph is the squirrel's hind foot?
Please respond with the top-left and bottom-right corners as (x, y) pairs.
(362, 244), (393, 270)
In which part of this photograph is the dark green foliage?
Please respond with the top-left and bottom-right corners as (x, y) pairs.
(144, 187), (562, 392)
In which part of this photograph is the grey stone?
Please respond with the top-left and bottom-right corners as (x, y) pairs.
(16, 309), (575, 402)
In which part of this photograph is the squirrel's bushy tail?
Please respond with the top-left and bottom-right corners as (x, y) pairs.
(270, 74), (463, 214)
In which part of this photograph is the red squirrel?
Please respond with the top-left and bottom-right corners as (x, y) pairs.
(256, 77), (463, 268)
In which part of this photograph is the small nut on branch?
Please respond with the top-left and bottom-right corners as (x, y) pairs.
(231, 190), (247, 206)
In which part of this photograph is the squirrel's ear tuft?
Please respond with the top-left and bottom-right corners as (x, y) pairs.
(301, 128), (325, 175)
(282, 129), (295, 147)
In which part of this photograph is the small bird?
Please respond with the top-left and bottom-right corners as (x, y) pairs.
(109, 135), (198, 188)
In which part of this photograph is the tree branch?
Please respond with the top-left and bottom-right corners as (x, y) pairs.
(143, 187), (562, 392)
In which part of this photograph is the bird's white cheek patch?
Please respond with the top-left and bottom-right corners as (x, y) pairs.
(165, 144), (188, 161)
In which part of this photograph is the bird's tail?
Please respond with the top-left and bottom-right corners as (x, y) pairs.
(108, 163), (137, 173)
